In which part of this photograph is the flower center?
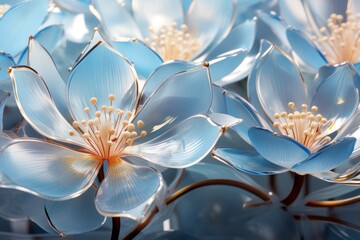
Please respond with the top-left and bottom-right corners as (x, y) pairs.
(69, 94), (147, 160)
(0, 4), (10, 17)
(144, 22), (199, 61)
(313, 9), (360, 64)
(272, 102), (333, 152)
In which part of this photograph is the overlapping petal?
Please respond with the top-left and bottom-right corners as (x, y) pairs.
(133, 64), (211, 141)
(0, 140), (101, 200)
(255, 45), (307, 123)
(67, 42), (138, 123)
(112, 39), (163, 79)
(91, 0), (142, 39)
(124, 115), (223, 168)
(28, 38), (69, 119)
(95, 158), (163, 219)
(213, 148), (287, 175)
(286, 27), (327, 70)
(310, 63), (359, 133)
(186, 0), (236, 59)
(248, 127), (311, 168)
(9, 66), (88, 147)
(45, 187), (106, 235)
(292, 138), (356, 174)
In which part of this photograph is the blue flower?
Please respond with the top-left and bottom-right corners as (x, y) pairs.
(90, 0), (256, 84)
(0, 37), (227, 221)
(280, 0), (360, 73)
(212, 41), (360, 182)
(0, 0), (65, 128)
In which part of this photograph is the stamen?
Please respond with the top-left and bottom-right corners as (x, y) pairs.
(313, 7), (360, 63)
(68, 95), (148, 159)
(273, 102), (333, 152)
(145, 22), (200, 61)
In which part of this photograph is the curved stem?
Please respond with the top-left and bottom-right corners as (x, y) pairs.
(97, 165), (121, 240)
(306, 195), (360, 207)
(124, 179), (270, 239)
(281, 174), (305, 206)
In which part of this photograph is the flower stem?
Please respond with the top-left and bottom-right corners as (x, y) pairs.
(123, 179), (270, 239)
(111, 217), (121, 240)
(281, 173), (305, 206)
(97, 165), (121, 240)
(306, 195), (360, 207)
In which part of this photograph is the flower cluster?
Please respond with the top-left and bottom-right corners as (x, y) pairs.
(0, 0), (359, 239)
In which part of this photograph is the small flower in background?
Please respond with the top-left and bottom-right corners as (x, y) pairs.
(212, 40), (360, 182)
(0, 34), (232, 228)
(279, 0), (360, 74)
(90, 0), (257, 85)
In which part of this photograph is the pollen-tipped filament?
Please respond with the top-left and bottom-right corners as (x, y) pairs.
(312, 8), (360, 64)
(69, 94), (147, 159)
(273, 102), (333, 152)
(144, 22), (199, 61)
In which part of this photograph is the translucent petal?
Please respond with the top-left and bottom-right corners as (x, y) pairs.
(132, 0), (184, 37)
(0, 89), (10, 132)
(292, 138), (356, 174)
(248, 127), (311, 168)
(124, 115), (222, 168)
(207, 19), (256, 60)
(256, 11), (290, 50)
(17, 25), (65, 65)
(213, 148), (288, 175)
(286, 27), (327, 70)
(279, 0), (312, 33)
(140, 60), (197, 105)
(95, 159), (164, 220)
(72, 28), (105, 66)
(306, 0), (348, 31)
(0, 0), (48, 56)
(45, 187), (106, 235)
(186, 0), (236, 59)
(0, 139), (101, 200)
(247, 40), (276, 126)
(67, 43), (138, 123)
(255, 44), (307, 123)
(308, 64), (337, 101)
(28, 38), (69, 120)
(311, 63), (359, 133)
(53, 0), (91, 13)
(302, 183), (359, 202)
(206, 113), (242, 128)
(210, 85), (265, 144)
(91, 0), (142, 39)
(133, 65), (211, 142)
(336, 110), (360, 157)
(111, 39), (163, 79)
(209, 49), (249, 83)
(0, 52), (15, 81)
(9, 66), (88, 147)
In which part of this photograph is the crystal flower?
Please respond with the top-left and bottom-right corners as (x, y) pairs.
(90, 0), (257, 84)
(212, 41), (360, 182)
(0, 37), (227, 221)
(280, 0), (360, 73)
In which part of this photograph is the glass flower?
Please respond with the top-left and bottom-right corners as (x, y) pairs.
(0, 37), (228, 221)
(279, 0), (360, 73)
(90, 0), (257, 84)
(0, 0), (65, 128)
(212, 41), (360, 183)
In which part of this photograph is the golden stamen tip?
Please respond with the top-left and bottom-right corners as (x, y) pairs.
(108, 93), (115, 101)
(7, 67), (12, 74)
